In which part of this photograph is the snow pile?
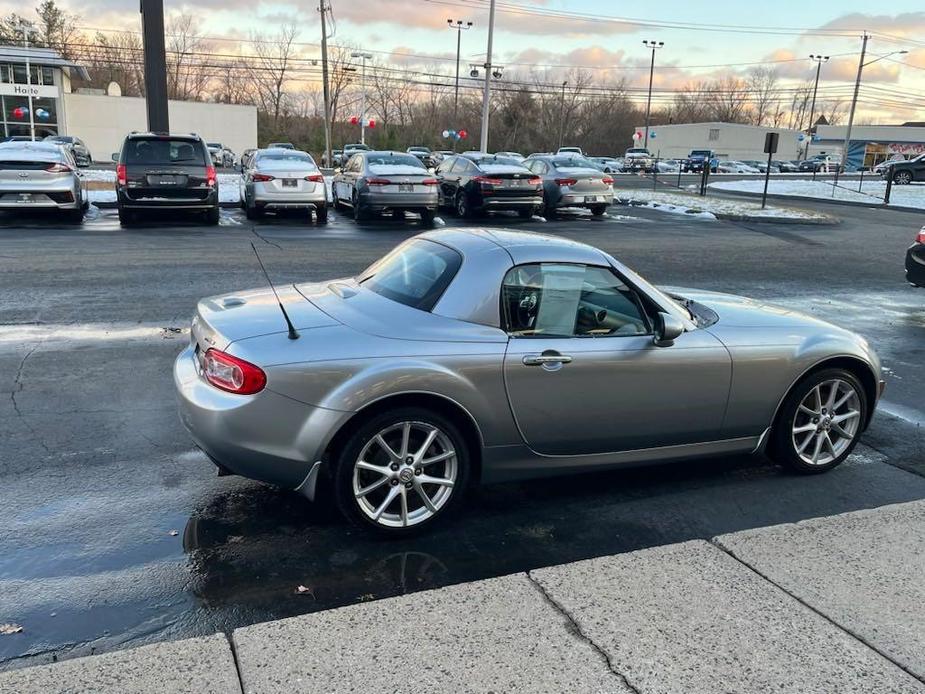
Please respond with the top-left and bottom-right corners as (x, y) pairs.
(709, 179), (924, 210)
(80, 168), (116, 182)
(620, 190), (830, 220)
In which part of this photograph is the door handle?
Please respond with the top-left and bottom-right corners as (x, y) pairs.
(522, 353), (572, 366)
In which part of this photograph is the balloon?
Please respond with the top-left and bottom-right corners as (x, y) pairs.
(36, 108), (50, 120)
(798, 134), (805, 141)
(650, 132), (657, 139)
(367, 119), (375, 129)
(12, 107), (27, 119)
(442, 130), (449, 138)
(632, 131), (641, 140)
(458, 129), (468, 139)
(349, 116), (359, 125)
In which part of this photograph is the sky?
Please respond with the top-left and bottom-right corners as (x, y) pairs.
(8, 0), (925, 122)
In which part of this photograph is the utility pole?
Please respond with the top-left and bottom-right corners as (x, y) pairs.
(319, 0), (333, 169)
(351, 52), (372, 145)
(18, 19), (37, 141)
(447, 19), (472, 124)
(804, 54), (829, 159)
(557, 81), (568, 150)
(841, 36), (907, 172)
(642, 40), (664, 149)
(479, 0), (496, 154)
(139, 0), (169, 132)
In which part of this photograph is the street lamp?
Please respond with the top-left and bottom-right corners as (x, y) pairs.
(350, 51), (373, 145)
(804, 54), (830, 159)
(479, 0), (497, 154)
(447, 19), (473, 124)
(642, 40), (664, 149)
(558, 81), (568, 150)
(17, 19), (39, 141)
(841, 34), (907, 171)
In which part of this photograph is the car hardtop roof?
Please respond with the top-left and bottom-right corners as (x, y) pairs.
(420, 227), (609, 266)
(126, 132), (202, 141)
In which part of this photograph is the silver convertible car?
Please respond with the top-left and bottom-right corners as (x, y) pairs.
(175, 228), (883, 535)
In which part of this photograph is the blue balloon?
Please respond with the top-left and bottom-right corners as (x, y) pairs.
(798, 134), (805, 141)
(650, 132), (657, 139)
(35, 108), (50, 120)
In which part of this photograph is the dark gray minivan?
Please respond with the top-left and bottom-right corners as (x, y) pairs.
(114, 133), (219, 225)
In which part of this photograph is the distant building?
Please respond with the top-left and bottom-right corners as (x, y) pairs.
(811, 124), (925, 170)
(0, 45), (256, 161)
(630, 122), (803, 161)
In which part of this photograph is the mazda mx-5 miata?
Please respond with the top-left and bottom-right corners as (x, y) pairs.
(175, 228), (883, 535)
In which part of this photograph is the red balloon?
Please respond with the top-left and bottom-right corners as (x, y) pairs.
(367, 119), (376, 129)
(349, 116), (359, 125)
(12, 107), (26, 119)
(458, 129), (468, 139)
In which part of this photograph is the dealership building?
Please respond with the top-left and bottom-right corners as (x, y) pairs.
(630, 122), (804, 161)
(0, 45), (257, 161)
(809, 123), (925, 170)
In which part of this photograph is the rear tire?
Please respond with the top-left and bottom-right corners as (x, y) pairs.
(353, 193), (370, 222)
(455, 192), (473, 219)
(117, 207), (133, 227)
(204, 206), (220, 225)
(517, 208), (533, 219)
(893, 171), (913, 185)
(420, 208), (436, 227)
(770, 368), (867, 475)
(590, 205), (607, 216)
(315, 205), (328, 225)
(333, 407), (471, 536)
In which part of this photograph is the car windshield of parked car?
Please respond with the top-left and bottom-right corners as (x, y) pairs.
(256, 152), (317, 170)
(477, 155), (524, 167)
(124, 138), (206, 165)
(626, 148), (650, 155)
(366, 154), (427, 175)
(360, 239), (463, 312)
(552, 157), (598, 170)
(45, 136), (74, 144)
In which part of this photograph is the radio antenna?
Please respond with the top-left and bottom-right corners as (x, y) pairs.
(250, 241), (300, 340)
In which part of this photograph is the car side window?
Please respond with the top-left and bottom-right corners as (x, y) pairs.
(436, 157), (455, 174)
(501, 264), (649, 338)
(449, 158), (469, 174)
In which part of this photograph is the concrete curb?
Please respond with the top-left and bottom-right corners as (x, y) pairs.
(3, 500), (924, 692)
(709, 186), (924, 214)
(618, 196), (840, 225)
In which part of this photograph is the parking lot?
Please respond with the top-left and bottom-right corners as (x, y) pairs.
(2, 193), (924, 671)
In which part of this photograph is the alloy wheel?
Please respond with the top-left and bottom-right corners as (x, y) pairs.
(791, 378), (861, 466)
(352, 421), (458, 528)
(456, 193), (468, 218)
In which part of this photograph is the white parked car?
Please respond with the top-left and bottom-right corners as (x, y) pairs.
(0, 141), (87, 222)
(717, 161), (761, 174)
(240, 148), (327, 223)
(656, 159), (681, 173)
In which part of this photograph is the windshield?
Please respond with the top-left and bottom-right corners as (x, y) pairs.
(255, 151), (317, 169)
(46, 136), (74, 143)
(408, 147), (430, 153)
(474, 155), (524, 167)
(360, 239), (462, 311)
(626, 148), (650, 155)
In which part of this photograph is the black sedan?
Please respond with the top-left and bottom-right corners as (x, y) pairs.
(436, 153), (542, 219)
(888, 153), (925, 185)
(907, 226), (925, 287)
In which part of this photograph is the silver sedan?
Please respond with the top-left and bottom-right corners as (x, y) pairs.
(0, 141), (87, 222)
(175, 228), (882, 535)
(524, 155), (614, 217)
(332, 151), (438, 225)
(240, 148), (327, 223)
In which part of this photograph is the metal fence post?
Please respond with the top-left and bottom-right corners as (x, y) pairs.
(653, 150), (659, 191)
(677, 164), (682, 189)
(858, 169), (864, 193)
(884, 169), (893, 204)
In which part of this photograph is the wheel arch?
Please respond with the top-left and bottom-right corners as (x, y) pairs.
(322, 391), (485, 484)
(769, 355), (879, 435)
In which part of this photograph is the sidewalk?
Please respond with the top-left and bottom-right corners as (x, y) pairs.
(2, 500), (924, 693)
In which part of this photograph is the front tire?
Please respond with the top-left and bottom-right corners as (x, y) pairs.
(455, 191), (473, 219)
(893, 171), (913, 185)
(333, 408), (470, 535)
(770, 368), (867, 474)
(204, 206), (220, 225)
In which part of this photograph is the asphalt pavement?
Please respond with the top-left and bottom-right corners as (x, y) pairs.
(1, 195), (924, 671)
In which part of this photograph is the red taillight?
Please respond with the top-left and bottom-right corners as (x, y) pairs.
(528, 176), (542, 185)
(917, 226), (925, 244)
(206, 165), (217, 187)
(201, 348), (266, 395)
(252, 173), (275, 182)
(304, 173), (324, 182)
(421, 178), (439, 185)
(474, 176), (503, 186)
(366, 178), (391, 186)
(602, 177), (614, 185)
(116, 164), (127, 186)
(46, 162), (72, 173)
(555, 178), (578, 186)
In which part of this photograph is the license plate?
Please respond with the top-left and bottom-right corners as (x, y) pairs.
(18, 193), (35, 202)
(282, 179), (297, 187)
(585, 195), (603, 203)
(509, 180), (522, 187)
(399, 183), (413, 192)
(150, 175), (180, 185)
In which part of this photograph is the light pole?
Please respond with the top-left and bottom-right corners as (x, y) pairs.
(642, 40), (664, 149)
(319, 0), (333, 169)
(351, 51), (373, 145)
(479, 0), (497, 154)
(18, 19), (38, 141)
(804, 54), (829, 159)
(841, 35), (907, 171)
(557, 81), (568, 150)
(447, 19), (473, 124)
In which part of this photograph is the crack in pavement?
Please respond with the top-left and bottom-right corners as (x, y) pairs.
(249, 225), (283, 251)
(9, 345), (52, 454)
(525, 571), (643, 694)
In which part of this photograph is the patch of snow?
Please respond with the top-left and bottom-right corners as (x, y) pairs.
(621, 189), (829, 220)
(79, 168), (116, 182)
(709, 179), (924, 210)
(88, 189), (116, 203)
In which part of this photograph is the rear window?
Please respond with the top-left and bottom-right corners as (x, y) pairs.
(366, 153), (424, 168)
(124, 138), (207, 166)
(360, 239), (462, 312)
(552, 157), (596, 168)
(256, 151), (317, 170)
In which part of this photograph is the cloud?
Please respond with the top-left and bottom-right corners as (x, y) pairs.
(813, 12), (925, 37)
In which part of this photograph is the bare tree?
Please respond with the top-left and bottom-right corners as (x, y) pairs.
(165, 14), (211, 101)
(35, 0), (81, 59)
(246, 23), (299, 127)
(79, 30), (145, 96)
(747, 67), (779, 126)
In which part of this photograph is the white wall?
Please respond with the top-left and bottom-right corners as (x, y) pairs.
(631, 122), (804, 161)
(61, 93), (257, 162)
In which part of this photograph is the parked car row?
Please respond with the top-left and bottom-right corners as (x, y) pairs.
(0, 140), (89, 222)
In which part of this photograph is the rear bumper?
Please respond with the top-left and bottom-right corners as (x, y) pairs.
(359, 190), (438, 211)
(907, 244), (925, 286)
(118, 188), (218, 210)
(253, 189), (326, 209)
(0, 185), (80, 210)
(479, 195), (542, 210)
(173, 344), (347, 495)
(555, 192), (614, 208)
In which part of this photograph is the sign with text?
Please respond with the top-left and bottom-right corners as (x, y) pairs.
(887, 142), (925, 156)
(0, 83), (58, 99)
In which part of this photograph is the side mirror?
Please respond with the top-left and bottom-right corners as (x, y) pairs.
(111, 152), (119, 162)
(653, 312), (684, 347)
